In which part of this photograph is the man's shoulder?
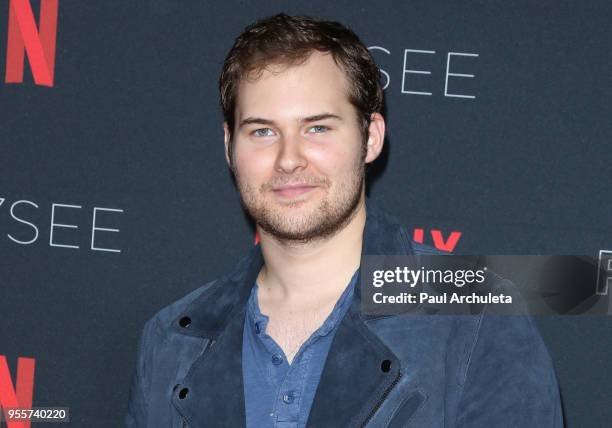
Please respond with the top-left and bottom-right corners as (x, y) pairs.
(144, 247), (257, 333)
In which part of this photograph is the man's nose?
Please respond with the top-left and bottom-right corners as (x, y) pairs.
(274, 133), (308, 174)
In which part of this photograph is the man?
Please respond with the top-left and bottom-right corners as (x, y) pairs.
(126, 13), (563, 427)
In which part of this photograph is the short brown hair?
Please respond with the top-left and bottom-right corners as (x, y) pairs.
(218, 13), (383, 166)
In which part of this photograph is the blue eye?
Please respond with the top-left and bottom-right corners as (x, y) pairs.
(253, 128), (274, 137)
(309, 125), (329, 133)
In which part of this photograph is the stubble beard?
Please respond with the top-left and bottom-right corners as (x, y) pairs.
(234, 156), (365, 245)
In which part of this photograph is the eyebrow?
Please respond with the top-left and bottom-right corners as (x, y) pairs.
(238, 113), (342, 129)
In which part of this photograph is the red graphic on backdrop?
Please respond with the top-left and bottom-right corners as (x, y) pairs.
(412, 228), (462, 252)
(5, 0), (58, 87)
(254, 228), (462, 252)
(0, 355), (36, 428)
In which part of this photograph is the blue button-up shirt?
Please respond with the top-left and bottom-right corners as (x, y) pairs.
(242, 269), (359, 428)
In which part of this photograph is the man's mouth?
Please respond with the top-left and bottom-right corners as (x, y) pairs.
(271, 184), (317, 199)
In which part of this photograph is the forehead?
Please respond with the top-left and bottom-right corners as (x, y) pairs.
(235, 51), (353, 121)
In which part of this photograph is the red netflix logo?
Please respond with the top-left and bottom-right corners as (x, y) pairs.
(4, 0), (58, 87)
(0, 356), (36, 428)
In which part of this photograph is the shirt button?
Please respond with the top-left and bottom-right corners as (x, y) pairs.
(271, 354), (283, 365)
(282, 391), (295, 404)
(254, 323), (261, 334)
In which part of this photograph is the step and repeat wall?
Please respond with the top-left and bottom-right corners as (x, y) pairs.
(1, 0), (611, 426)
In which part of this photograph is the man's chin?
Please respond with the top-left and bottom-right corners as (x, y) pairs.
(255, 209), (329, 242)
(256, 206), (356, 243)
(259, 224), (327, 243)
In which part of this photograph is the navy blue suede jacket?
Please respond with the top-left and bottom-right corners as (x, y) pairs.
(126, 199), (564, 427)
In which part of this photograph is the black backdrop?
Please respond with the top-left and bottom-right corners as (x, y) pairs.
(1, 1), (611, 426)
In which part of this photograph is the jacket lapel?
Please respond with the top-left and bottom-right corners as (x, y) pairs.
(305, 295), (402, 427)
(306, 200), (413, 427)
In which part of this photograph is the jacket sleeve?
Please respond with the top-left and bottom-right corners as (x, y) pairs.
(455, 311), (564, 427)
(125, 318), (158, 428)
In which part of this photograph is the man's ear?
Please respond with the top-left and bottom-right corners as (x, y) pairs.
(223, 122), (231, 168)
(365, 112), (385, 164)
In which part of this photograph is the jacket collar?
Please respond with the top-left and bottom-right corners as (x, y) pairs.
(171, 197), (415, 427)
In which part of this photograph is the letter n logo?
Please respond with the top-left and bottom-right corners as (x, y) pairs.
(5, 0), (59, 87)
(0, 356), (36, 428)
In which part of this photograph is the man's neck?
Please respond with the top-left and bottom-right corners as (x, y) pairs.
(256, 195), (366, 306)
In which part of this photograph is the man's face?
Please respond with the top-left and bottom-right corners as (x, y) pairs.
(225, 51), (369, 243)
